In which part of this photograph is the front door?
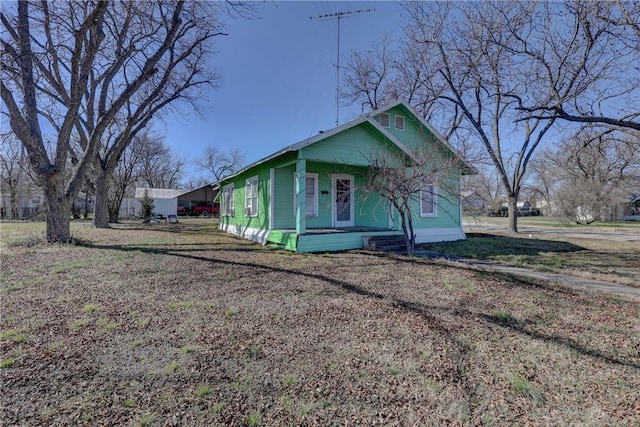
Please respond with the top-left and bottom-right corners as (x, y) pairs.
(333, 175), (354, 227)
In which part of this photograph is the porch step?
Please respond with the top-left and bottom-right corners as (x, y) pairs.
(363, 235), (407, 252)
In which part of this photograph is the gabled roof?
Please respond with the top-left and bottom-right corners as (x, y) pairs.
(177, 183), (219, 198)
(222, 100), (475, 181)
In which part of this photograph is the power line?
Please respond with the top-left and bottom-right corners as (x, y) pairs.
(310, 8), (374, 127)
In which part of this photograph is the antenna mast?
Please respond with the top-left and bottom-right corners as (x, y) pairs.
(310, 8), (374, 126)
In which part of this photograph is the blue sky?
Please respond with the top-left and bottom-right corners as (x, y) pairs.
(163, 1), (404, 181)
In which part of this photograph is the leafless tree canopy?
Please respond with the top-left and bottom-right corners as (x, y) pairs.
(196, 146), (246, 184)
(530, 127), (640, 223)
(0, 134), (39, 219)
(512, 1), (640, 131)
(357, 141), (465, 254)
(108, 132), (183, 222)
(342, 1), (640, 232)
(1, 1), (226, 240)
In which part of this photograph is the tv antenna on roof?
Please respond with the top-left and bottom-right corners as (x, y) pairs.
(310, 8), (375, 127)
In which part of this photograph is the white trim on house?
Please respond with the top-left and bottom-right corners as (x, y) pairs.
(420, 183), (438, 217)
(245, 175), (259, 217)
(380, 112), (390, 128)
(394, 114), (405, 131)
(293, 172), (319, 217)
(332, 174), (355, 227)
(366, 118), (413, 158)
(222, 183), (234, 217)
(414, 227), (466, 243)
(219, 222), (269, 245)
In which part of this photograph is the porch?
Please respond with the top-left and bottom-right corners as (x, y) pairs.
(267, 226), (402, 253)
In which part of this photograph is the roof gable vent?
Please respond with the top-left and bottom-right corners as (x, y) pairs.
(380, 113), (390, 128)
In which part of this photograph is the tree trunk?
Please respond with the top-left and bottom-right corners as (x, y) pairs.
(406, 210), (416, 255)
(397, 208), (416, 255)
(9, 187), (17, 219)
(43, 174), (71, 242)
(507, 195), (519, 233)
(109, 192), (122, 223)
(93, 171), (111, 228)
(84, 190), (90, 219)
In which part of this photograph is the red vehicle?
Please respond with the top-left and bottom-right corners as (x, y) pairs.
(193, 202), (219, 216)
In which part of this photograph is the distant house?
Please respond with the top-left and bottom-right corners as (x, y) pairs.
(134, 188), (181, 217)
(217, 100), (474, 253)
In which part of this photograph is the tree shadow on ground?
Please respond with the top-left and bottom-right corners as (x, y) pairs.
(421, 233), (586, 258)
(81, 239), (639, 371)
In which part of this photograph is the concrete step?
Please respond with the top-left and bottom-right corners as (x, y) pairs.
(363, 235), (407, 252)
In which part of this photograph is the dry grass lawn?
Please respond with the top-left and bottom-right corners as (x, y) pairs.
(1, 219), (639, 426)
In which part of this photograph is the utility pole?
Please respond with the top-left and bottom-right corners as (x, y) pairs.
(310, 8), (374, 127)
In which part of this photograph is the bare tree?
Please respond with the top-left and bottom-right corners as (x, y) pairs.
(356, 142), (466, 254)
(139, 136), (185, 189)
(183, 177), (211, 191)
(342, 35), (396, 112)
(1, 1), (108, 241)
(0, 134), (24, 218)
(105, 132), (185, 222)
(195, 146), (246, 183)
(543, 127), (640, 223)
(461, 167), (504, 215)
(512, 1), (640, 131)
(79, 1), (224, 228)
(343, 2), (639, 232)
(399, 1), (557, 233)
(1, 1), (227, 240)
(107, 132), (148, 223)
(527, 148), (561, 216)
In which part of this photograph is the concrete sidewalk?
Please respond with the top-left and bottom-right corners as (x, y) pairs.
(414, 250), (640, 301)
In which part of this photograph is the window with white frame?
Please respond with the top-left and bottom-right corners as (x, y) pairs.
(420, 182), (437, 216)
(395, 115), (405, 131)
(222, 183), (234, 216)
(245, 176), (258, 216)
(293, 173), (318, 217)
(380, 113), (390, 128)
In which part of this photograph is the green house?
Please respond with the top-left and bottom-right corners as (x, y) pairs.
(218, 100), (474, 252)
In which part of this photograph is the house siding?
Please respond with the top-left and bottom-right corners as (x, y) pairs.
(374, 106), (439, 151)
(411, 174), (462, 230)
(296, 230), (401, 253)
(272, 162), (392, 230)
(267, 230), (298, 251)
(299, 122), (403, 166)
(219, 164), (271, 237)
(218, 100), (471, 252)
(273, 165), (296, 229)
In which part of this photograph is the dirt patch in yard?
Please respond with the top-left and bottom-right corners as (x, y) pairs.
(1, 220), (639, 425)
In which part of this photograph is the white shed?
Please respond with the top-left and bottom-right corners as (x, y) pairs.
(134, 188), (180, 217)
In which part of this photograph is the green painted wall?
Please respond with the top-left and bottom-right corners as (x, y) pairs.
(296, 230), (401, 253)
(270, 161), (391, 230)
(219, 160), (273, 232)
(410, 172), (462, 229)
(373, 106), (439, 151)
(267, 230), (297, 251)
(299, 122), (403, 166)
(220, 104), (465, 241)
